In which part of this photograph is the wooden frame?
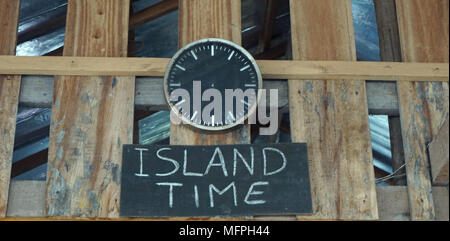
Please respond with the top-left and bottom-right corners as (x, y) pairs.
(0, 0), (448, 221)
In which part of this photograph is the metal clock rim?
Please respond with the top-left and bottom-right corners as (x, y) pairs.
(163, 38), (264, 131)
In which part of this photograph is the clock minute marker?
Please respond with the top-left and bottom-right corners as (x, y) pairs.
(211, 45), (214, 56)
(228, 51), (235, 61)
(240, 65), (250, 72)
(175, 64), (186, 71)
(190, 50), (198, 60)
(245, 84), (256, 87)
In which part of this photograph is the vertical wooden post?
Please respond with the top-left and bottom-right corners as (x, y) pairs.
(395, 0), (449, 220)
(170, 0), (246, 145)
(257, 0), (278, 54)
(373, 0), (407, 186)
(289, 0), (378, 220)
(0, 0), (21, 217)
(45, 0), (134, 218)
(388, 116), (407, 185)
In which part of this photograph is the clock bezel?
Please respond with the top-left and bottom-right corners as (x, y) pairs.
(163, 38), (263, 131)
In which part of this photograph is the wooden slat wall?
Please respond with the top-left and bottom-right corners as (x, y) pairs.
(395, 0), (449, 220)
(289, 0), (378, 220)
(0, 0), (21, 217)
(0, 0), (446, 221)
(45, 0), (134, 218)
(170, 0), (247, 145)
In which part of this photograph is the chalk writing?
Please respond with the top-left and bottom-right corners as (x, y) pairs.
(120, 143), (312, 217)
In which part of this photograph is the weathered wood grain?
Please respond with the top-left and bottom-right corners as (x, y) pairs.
(289, 0), (378, 220)
(178, 0), (242, 47)
(6, 181), (448, 220)
(0, 0), (21, 218)
(388, 116), (407, 185)
(376, 186), (449, 221)
(257, 0), (278, 53)
(396, 0), (449, 220)
(373, 0), (406, 185)
(170, 0), (248, 145)
(6, 181), (46, 217)
(432, 186), (449, 221)
(374, 0), (402, 63)
(376, 186), (410, 221)
(428, 119), (449, 185)
(45, 0), (134, 218)
(1, 56), (448, 81)
(17, 75), (399, 115)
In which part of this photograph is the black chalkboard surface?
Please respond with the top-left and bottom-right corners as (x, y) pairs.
(120, 143), (312, 217)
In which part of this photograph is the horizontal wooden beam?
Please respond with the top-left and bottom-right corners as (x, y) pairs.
(18, 75), (399, 115)
(0, 56), (448, 81)
(376, 186), (449, 221)
(5, 181), (448, 220)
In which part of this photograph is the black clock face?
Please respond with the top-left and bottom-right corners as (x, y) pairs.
(164, 38), (262, 131)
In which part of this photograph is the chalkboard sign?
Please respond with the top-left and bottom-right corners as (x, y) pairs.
(120, 143), (312, 217)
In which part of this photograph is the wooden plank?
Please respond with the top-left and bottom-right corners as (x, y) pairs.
(0, 0), (21, 218)
(366, 81), (399, 116)
(18, 76), (54, 108)
(6, 181), (448, 220)
(374, 0), (402, 63)
(289, 0), (378, 220)
(376, 186), (449, 221)
(6, 181), (46, 217)
(428, 119), (449, 185)
(257, 0), (278, 53)
(7, 181), (247, 220)
(17, 76), (289, 110)
(178, 0), (242, 46)
(374, 0), (406, 186)
(171, 0), (246, 145)
(1, 56), (449, 81)
(433, 186), (449, 221)
(18, 76), (399, 115)
(388, 116), (407, 185)
(396, 0), (449, 220)
(376, 186), (410, 221)
(31, 0), (179, 56)
(45, 0), (134, 218)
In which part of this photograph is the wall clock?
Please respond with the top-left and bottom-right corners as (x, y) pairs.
(164, 38), (263, 131)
